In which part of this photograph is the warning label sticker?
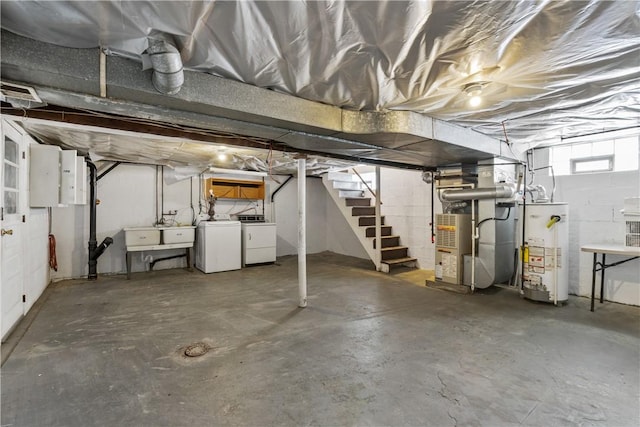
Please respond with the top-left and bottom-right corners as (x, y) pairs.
(442, 253), (457, 279)
(528, 246), (545, 273)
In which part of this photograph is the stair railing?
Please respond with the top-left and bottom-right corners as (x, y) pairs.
(351, 168), (382, 205)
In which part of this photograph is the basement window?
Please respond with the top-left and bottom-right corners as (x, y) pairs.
(550, 136), (639, 176)
(571, 155), (613, 174)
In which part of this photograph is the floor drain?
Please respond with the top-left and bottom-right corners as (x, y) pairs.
(183, 342), (209, 358)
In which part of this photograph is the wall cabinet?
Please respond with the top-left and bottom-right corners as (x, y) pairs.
(205, 178), (265, 200)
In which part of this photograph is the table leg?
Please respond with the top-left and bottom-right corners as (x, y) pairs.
(126, 251), (132, 280)
(186, 247), (191, 270)
(590, 252), (597, 312)
(599, 253), (606, 304)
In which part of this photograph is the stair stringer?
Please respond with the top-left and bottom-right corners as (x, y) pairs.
(321, 175), (377, 264)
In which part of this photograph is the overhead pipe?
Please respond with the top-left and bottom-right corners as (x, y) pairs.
(97, 161), (121, 181)
(150, 253), (186, 271)
(440, 184), (516, 202)
(421, 171), (437, 242)
(147, 35), (184, 95)
(270, 174), (294, 223)
(526, 184), (550, 203)
(270, 175), (294, 203)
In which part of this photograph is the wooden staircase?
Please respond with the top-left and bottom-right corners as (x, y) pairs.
(322, 171), (417, 272)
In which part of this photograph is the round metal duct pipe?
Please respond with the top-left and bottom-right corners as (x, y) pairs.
(440, 184), (515, 201)
(147, 38), (184, 95)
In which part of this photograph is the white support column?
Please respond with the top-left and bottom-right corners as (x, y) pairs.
(297, 158), (307, 308)
(375, 166), (382, 271)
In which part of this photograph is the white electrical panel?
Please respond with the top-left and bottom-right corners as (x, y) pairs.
(59, 149), (77, 205)
(29, 145), (86, 207)
(29, 145), (62, 207)
(75, 156), (87, 205)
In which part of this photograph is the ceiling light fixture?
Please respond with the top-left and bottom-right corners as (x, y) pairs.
(216, 145), (229, 161)
(464, 82), (486, 108)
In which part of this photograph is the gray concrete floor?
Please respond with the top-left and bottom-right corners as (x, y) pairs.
(2, 252), (639, 426)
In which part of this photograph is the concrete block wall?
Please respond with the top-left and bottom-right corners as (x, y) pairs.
(379, 168), (439, 269)
(533, 149), (640, 305)
(271, 176), (346, 257)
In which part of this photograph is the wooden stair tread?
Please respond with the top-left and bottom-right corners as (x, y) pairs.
(345, 197), (372, 207)
(325, 174), (417, 272)
(382, 257), (417, 265)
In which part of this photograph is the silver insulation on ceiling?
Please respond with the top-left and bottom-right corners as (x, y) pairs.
(2, 0), (639, 147)
(16, 119), (356, 175)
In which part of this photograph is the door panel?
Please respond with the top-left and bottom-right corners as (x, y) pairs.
(244, 224), (276, 249)
(1, 121), (26, 340)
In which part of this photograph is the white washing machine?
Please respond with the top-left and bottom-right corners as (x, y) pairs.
(241, 223), (277, 266)
(195, 221), (241, 273)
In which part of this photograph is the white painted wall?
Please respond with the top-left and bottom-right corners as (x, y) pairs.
(533, 149), (640, 305)
(51, 167), (337, 279)
(272, 177), (334, 256)
(325, 190), (370, 260)
(380, 168), (439, 269)
(23, 207), (49, 313)
(52, 164), (164, 279)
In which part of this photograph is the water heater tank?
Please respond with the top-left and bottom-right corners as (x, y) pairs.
(523, 203), (569, 304)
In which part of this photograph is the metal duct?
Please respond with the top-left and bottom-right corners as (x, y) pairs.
(147, 38), (183, 95)
(0, 30), (517, 170)
(461, 161), (518, 289)
(440, 185), (515, 201)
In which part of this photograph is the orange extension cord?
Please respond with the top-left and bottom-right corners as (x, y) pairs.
(48, 234), (58, 271)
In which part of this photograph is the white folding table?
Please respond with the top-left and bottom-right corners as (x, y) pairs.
(580, 244), (640, 311)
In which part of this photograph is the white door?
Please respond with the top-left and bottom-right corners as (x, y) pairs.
(1, 121), (26, 340)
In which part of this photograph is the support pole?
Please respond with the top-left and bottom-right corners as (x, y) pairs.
(375, 166), (382, 271)
(297, 158), (307, 308)
(471, 199), (476, 292)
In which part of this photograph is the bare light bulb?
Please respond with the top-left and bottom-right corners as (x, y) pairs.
(469, 95), (482, 107)
(217, 152), (227, 161)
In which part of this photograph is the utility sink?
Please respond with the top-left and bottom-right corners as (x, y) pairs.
(124, 226), (196, 247)
(123, 227), (161, 246)
(158, 226), (196, 244)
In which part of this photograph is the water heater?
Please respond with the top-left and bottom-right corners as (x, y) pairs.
(522, 203), (569, 304)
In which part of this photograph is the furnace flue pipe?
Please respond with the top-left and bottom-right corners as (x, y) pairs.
(440, 185), (516, 201)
